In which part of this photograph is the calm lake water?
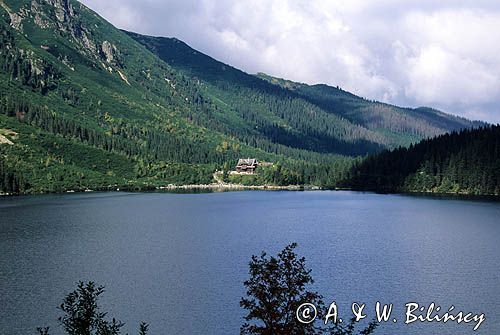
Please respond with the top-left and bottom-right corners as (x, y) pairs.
(1, 191), (499, 335)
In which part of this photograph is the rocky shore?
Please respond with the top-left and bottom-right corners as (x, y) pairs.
(157, 183), (314, 191)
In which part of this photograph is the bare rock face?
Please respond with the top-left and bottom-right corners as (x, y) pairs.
(81, 33), (97, 54)
(100, 40), (124, 69)
(101, 41), (115, 64)
(0, 1), (25, 30)
(2, 0), (74, 31)
(3, 0), (125, 82)
(31, 0), (51, 28)
(29, 0), (74, 30)
(9, 11), (23, 29)
(28, 0), (98, 56)
(44, 0), (74, 22)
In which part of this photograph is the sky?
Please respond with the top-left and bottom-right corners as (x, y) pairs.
(80, 0), (500, 123)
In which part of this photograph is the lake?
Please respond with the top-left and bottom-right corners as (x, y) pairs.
(1, 191), (499, 334)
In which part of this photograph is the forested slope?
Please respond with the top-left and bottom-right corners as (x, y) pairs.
(0, 0), (346, 193)
(128, 32), (480, 151)
(0, 0), (484, 194)
(344, 125), (500, 195)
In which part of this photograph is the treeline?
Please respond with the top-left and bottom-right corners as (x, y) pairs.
(130, 32), (478, 158)
(287, 82), (479, 139)
(0, 95), (353, 194)
(344, 125), (500, 195)
(0, 1), (356, 195)
(129, 33), (396, 156)
(131, 50), (381, 160)
(210, 85), (386, 155)
(0, 95), (233, 164)
(1, 2), (485, 195)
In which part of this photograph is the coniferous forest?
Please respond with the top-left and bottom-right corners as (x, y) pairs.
(344, 125), (500, 196)
(0, 0), (496, 196)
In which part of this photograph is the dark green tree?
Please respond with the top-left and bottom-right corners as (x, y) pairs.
(138, 322), (149, 335)
(36, 327), (50, 335)
(37, 282), (148, 335)
(58, 282), (123, 335)
(240, 243), (324, 335)
(241, 243), (378, 335)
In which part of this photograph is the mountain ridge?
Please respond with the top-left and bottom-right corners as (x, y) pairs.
(0, 0), (487, 194)
(126, 30), (482, 150)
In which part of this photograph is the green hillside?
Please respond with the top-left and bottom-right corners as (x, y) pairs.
(344, 125), (500, 195)
(257, 74), (482, 146)
(127, 31), (481, 151)
(0, 0), (482, 194)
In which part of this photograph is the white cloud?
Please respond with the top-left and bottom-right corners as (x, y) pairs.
(80, 0), (500, 123)
(403, 44), (499, 104)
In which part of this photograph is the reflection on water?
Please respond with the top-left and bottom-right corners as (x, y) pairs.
(1, 191), (499, 334)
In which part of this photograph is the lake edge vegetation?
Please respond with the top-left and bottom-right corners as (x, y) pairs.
(0, 0), (492, 197)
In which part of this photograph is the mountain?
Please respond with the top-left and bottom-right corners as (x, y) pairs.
(343, 125), (500, 195)
(0, 0), (482, 194)
(126, 31), (481, 150)
(0, 0), (245, 193)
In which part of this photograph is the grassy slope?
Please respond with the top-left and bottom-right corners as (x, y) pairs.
(0, 0), (484, 194)
(0, 0), (292, 193)
(127, 31), (481, 151)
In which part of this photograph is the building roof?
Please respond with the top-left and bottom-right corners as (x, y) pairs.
(237, 158), (258, 166)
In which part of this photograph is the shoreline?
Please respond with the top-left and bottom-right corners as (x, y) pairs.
(0, 182), (320, 197)
(1, 184), (499, 200)
(156, 183), (316, 191)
